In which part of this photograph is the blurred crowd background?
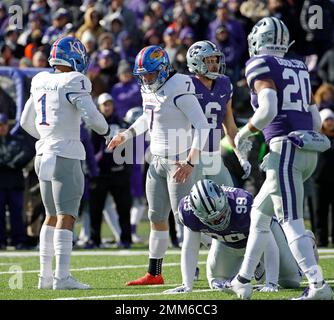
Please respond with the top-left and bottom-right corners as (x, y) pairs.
(0, 0), (334, 250)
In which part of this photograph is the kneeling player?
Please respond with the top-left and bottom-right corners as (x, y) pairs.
(164, 180), (317, 293)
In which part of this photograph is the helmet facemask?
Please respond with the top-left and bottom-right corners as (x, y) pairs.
(202, 53), (226, 80)
(190, 180), (232, 232)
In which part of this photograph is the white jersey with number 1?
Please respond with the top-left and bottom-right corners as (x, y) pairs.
(21, 71), (108, 160)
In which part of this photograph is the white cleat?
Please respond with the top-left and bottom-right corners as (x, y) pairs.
(292, 282), (333, 300)
(53, 275), (90, 290)
(38, 275), (53, 289)
(256, 283), (279, 293)
(211, 277), (253, 300)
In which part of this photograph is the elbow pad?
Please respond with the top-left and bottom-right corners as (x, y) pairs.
(250, 88), (278, 131)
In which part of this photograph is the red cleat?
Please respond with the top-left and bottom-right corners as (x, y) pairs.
(126, 273), (164, 286)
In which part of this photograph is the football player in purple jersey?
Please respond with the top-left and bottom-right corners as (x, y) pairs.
(186, 40), (252, 185)
(228, 17), (332, 300)
(164, 179), (311, 294)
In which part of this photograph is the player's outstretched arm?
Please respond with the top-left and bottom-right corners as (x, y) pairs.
(163, 227), (201, 294)
(20, 95), (40, 139)
(106, 114), (147, 151)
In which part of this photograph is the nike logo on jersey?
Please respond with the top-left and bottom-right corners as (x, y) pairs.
(220, 94), (226, 99)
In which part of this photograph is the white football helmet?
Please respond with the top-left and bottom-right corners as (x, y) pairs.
(248, 17), (291, 57)
(189, 179), (231, 231)
(186, 40), (225, 80)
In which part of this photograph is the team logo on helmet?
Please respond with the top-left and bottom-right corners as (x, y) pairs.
(150, 49), (164, 60)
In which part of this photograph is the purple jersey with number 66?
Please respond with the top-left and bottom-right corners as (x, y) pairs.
(178, 186), (253, 249)
(191, 75), (233, 152)
(245, 55), (313, 143)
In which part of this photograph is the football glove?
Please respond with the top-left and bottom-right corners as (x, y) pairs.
(239, 159), (251, 180)
(163, 285), (192, 294)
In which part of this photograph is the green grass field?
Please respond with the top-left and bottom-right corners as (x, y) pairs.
(0, 245), (333, 300)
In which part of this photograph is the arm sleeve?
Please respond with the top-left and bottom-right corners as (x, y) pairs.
(263, 230), (279, 286)
(123, 113), (148, 140)
(309, 104), (322, 132)
(175, 94), (210, 151)
(73, 94), (109, 135)
(181, 227), (201, 289)
(20, 95), (40, 139)
(250, 88), (278, 130)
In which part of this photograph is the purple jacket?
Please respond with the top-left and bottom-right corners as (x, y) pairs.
(111, 78), (142, 119)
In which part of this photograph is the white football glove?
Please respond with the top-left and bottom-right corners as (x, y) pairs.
(236, 136), (253, 157)
(256, 283), (279, 293)
(239, 159), (251, 180)
(163, 285), (192, 294)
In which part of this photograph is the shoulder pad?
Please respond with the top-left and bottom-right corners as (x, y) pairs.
(64, 72), (92, 94)
(245, 55), (274, 90)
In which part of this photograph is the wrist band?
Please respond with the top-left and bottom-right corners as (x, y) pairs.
(187, 160), (194, 168)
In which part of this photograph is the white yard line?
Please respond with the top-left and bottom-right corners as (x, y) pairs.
(1, 248), (333, 258)
(0, 261), (207, 275)
(55, 281), (334, 301)
(0, 250), (203, 258)
(1, 255), (333, 275)
(53, 289), (216, 300)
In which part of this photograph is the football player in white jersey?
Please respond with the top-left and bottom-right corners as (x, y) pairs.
(20, 36), (113, 290)
(108, 45), (210, 285)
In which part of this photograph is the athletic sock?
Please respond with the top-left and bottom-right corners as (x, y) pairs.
(148, 230), (169, 275)
(148, 258), (163, 276)
(54, 229), (73, 279)
(39, 225), (55, 278)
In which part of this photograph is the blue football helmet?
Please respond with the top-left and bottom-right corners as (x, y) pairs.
(48, 36), (89, 73)
(133, 45), (170, 92)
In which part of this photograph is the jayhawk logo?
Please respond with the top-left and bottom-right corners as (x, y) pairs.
(150, 50), (164, 60)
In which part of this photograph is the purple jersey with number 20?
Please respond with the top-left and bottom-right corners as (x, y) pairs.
(245, 55), (313, 143)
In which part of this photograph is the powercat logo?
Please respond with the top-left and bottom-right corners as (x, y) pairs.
(189, 45), (202, 58)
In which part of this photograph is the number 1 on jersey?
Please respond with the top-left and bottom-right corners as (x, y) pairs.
(38, 93), (50, 126)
